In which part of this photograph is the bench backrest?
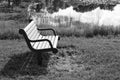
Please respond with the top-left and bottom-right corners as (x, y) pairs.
(19, 21), (41, 51)
(19, 21), (41, 40)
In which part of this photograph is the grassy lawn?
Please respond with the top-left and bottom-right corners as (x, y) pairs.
(0, 37), (120, 80)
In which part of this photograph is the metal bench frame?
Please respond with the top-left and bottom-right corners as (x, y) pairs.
(19, 21), (60, 65)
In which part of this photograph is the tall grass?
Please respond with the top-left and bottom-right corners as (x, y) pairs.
(35, 15), (120, 38)
(49, 21), (120, 38)
(0, 11), (28, 22)
(1, 19), (120, 40)
(0, 20), (27, 40)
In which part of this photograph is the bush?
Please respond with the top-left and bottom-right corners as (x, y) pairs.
(0, 10), (28, 22)
(0, 20), (27, 40)
(1, 19), (120, 40)
(0, 30), (22, 40)
(19, 2), (29, 8)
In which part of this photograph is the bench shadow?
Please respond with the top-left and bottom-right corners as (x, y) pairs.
(0, 51), (51, 77)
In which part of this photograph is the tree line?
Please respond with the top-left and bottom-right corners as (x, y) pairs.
(0, 0), (66, 7)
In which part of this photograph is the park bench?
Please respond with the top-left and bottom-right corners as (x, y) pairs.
(19, 21), (60, 65)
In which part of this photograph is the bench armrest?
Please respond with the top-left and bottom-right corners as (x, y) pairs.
(37, 28), (56, 36)
(30, 39), (53, 49)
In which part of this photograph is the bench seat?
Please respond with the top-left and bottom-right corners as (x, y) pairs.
(31, 35), (59, 50)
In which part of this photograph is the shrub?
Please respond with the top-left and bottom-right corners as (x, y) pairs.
(1, 19), (120, 40)
(0, 30), (22, 40)
(0, 10), (28, 22)
(0, 20), (27, 40)
(37, 20), (120, 38)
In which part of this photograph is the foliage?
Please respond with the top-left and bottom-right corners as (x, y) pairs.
(13, 0), (22, 6)
(0, 37), (120, 79)
(1, 20), (120, 40)
(0, 20), (27, 40)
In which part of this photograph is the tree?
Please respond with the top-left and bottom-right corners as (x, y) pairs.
(52, 0), (64, 11)
(7, 0), (11, 7)
(7, 0), (21, 7)
(13, 0), (21, 6)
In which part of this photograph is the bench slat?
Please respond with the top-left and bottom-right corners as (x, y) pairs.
(33, 35), (43, 49)
(24, 21), (35, 32)
(44, 36), (53, 49)
(26, 24), (36, 36)
(47, 36), (55, 48)
(37, 36), (48, 49)
(30, 34), (40, 46)
(36, 36), (47, 50)
(40, 36), (49, 49)
(30, 31), (39, 40)
(28, 26), (37, 39)
(29, 29), (38, 40)
(53, 36), (59, 48)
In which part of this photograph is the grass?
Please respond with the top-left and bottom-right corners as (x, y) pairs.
(1, 20), (120, 40)
(37, 21), (120, 38)
(0, 20), (27, 40)
(0, 37), (120, 80)
(0, 11), (28, 22)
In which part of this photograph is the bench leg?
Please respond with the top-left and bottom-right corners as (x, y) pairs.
(58, 36), (60, 40)
(37, 53), (43, 65)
